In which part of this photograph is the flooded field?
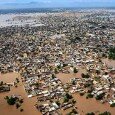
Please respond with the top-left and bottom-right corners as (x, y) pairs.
(73, 94), (115, 115)
(0, 72), (41, 115)
(57, 73), (80, 84)
(57, 71), (115, 115)
(102, 58), (115, 68)
(56, 69), (86, 84)
(0, 13), (45, 27)
(0, 72), (19, 83)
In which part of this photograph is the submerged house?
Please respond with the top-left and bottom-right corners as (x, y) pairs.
(0, 85), (10, 93)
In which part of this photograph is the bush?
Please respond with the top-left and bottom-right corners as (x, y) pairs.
(20, 108), (24, 112)
(63, 96), (69, 103)
(94, 77), (100, 81)
(108, 47), (115, 60)
(56, 101), (60, 106)
(95, 93), (105, 100)
(16, 78), (19, 83)
(110, 103), (115, 107)
(0, 81), (4, 86)
(71, 80), (76, 85)
(95, 95), (102, 100)
(102, 53), (107, 58)
(96, 70), (100, 75)
(99, 111), (111, 115)
(54, 68), (58, 74)
(73, 67), (78, 73)
(51, 74), (56, 79)
(63, 93), (73, 103)
(86, 93), (93, 98)
(65, 93), (73, 99)
(72, 99), (76, 104)
(86, 112), (95, 115)
(7, 97), (17, 105)
(84, 83), (91, 88)
(72, 109), (78, 114)
(63, 63), (68, 67)
(80, 92), (84, 96)
(67, 109), (78, 115)
(19, 99), (23, 104)
(87, 88), (93, 93)
(57, 65), (61, 70)
(81, 73), (90, 78)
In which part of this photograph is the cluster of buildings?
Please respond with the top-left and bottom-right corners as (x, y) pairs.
(0, 83), (10, 93)
(0, 9), (115, 114)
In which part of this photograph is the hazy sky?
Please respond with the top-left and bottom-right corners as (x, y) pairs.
(0, 0), (114, 8)
(0, 0), (114, 3)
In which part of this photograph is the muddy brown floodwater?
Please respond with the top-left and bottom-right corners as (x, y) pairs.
(57, 71), (115, 115)
(102, 58), (115, 68)
(73, 94), (115, 115)
(0, 72), (41, 115)
(56, 69), (86, 84)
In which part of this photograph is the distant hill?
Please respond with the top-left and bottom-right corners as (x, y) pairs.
(0, 2), (115, 9)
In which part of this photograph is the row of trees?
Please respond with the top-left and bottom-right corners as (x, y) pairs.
(86, 111), (111, 115)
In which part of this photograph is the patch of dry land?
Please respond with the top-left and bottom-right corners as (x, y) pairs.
(0, 72), (41, 115)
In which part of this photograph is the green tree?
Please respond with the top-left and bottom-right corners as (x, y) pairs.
(63, 96), (69, 103)
(65, 93), (73, 99)
(95, 93), (105, 100)
(54, 68), (58, 74)
(6, 97), (17, 105)
(108, 47), (115, 60)
(73, 67), (78, 73)
(86, 112), (95, 115)
(86, 93), (93, 99)
(51, 74), (56, 79)
(71, 80), (76, 85)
